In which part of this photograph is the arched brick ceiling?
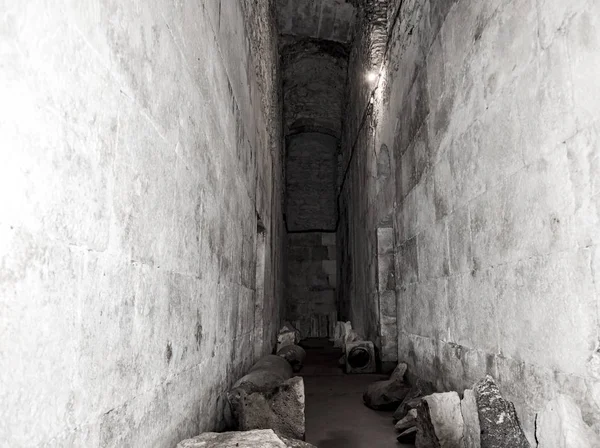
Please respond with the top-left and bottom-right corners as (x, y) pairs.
(276, 0), (357, 43)
(282, 39), (348, 138)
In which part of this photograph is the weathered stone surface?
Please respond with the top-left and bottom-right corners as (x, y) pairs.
(177, 429), (315, 448)
(230, 355), (294, 397)
(339, 0), (600, 439)
(277, 330), (297, 352)
(363, 363), (410, 410)
(250, 355), (294, 378)
(279, 436), (317, 448)
(415, 392), (464, 448)
(536, 394), (600, 448)
(229, 376), (306, 441)
(393, 379), (435, 421)
(0, 0), (284, 445)
(286, 232), (337, 339)
(474, 376), (530, 448)
(460, 389), (481, 448)
(397, 426), (418, 444)
(277, 345), (307, 372)
(391, 362), (408, 382)
(395, 408), (418, 432)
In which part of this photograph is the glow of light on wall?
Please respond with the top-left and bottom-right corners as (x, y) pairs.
(366, 71), (378, 83)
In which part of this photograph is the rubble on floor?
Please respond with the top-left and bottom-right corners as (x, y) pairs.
(415, 392), (464, 448)
(363, 362), (410, 410)
(362, 363), (544, 447)
(397, 426), (417, 444)
(177, 429), (316, 448)
(227, 353), (306, 440)
(277, 344), (306, 372)
(392, 379), (434, 421)
(277, 322), (301, 352)
(332, 320), (360, 350)
(394, 408), (417, 432)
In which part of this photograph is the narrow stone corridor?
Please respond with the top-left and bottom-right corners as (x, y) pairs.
(1, 0), (600, 446)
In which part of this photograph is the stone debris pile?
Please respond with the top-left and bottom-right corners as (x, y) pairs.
(365, 365), (599, 447)
(177, 429), (316, 448)
(178, 324), (311, 446)
(363, 362), (411, 410)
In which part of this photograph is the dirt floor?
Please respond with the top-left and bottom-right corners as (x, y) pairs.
(298, 339), (414, 448)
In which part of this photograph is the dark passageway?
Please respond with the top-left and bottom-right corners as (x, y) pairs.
(2, 0), (600, 446)
(299, 339), (413, 448)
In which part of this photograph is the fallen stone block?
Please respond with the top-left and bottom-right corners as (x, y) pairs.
(474, 375), (530, 448)
(231, 355), (293, 395)
(363, 363), (410, 410)
(281, 321), (301, 343)
(177, 429), (315, 448)
(333, 321), (351, 348)
(397, 427), (417, 444)
(461, 389), (481, 448)
(394, 396), (423, 422)
(277, 344), (306, 372)
(536, 394), (600, 448)
(415, 392), (464, 448)
(395, 408), (418, 432)
(229, 376), (306, 441)
(250, 354), (294, 378)
(393, 379), (435, 421)
(277, 330), (297, 352)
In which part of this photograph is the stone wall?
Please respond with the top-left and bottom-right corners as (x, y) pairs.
(286, 233), (337, 338)
(341, 0), (600, 442)
(281, 37), (346, 332)
(0, 1), (283, 446)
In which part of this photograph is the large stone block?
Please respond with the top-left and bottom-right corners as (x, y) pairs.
(536, 395), (600, 448)
(229, 376), (306, 441)
(177, 429), (315, 448)
(461, 389), (481, 448)
(415, 392), (464, 448)
(474, 376), (530, 448)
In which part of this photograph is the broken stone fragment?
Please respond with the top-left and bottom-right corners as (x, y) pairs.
(474, 375), (530, 448)
(333, 321), (352, 348)
(460, 389), (481, 448)
(415, 392), (464, 448)
(390, 362), (408, 382)
(231, 355), (293, 395)
(397, 426), (417, 444)
(395, 408), (417, 432)
(363, 362), (410, 410)
(277, 344), (306, 372)
(281, 321), (301, 343)
(229, 376), (306, 440)
(250, 354), (294, 378)
(394, 396), (423, 422)
(177, 429), (315, 448)
(277, 330), (297, 352)
(393, 379), (435, 421)
(536, 394), (600, 448)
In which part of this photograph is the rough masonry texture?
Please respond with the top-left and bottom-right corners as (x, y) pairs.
(340, 0), (600, 442)
(286, 233), (337, 338)
(0, 1), (284, 446)
(279, 22), (349, 337)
